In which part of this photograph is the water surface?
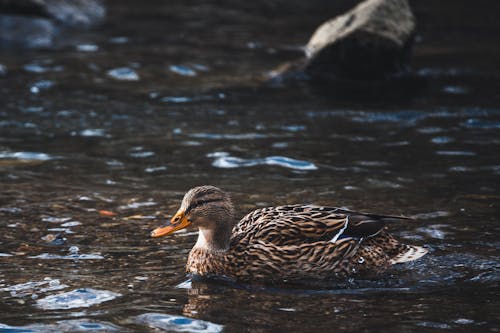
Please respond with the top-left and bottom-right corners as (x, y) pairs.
(1, 0), (499, 332)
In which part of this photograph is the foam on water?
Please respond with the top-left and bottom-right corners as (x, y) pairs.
(36, 288), (121, 310)
(134, 313), (223, 333)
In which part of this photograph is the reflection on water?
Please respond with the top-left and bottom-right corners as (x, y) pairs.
(208, 152), (318, 170)
(134, 313), (223, 333)
(0, 0), (499, 332)
(36, 288), (122, 310)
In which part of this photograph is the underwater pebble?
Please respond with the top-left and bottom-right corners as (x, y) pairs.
(36, 288), (121, 310)
(134, 313), (223, 333)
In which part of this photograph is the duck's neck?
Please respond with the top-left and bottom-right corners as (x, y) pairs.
(195, 225), (232, 252)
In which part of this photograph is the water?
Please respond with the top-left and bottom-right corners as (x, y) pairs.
(1, 0), (499, 332)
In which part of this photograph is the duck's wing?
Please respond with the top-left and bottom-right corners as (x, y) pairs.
(231, 204), (410, 246)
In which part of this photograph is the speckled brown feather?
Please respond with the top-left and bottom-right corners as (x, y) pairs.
(185, 202), (427, 283)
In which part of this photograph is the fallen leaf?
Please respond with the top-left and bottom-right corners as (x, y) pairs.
(98, 210), (117, 217)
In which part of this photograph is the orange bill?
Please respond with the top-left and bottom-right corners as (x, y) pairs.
(150, 211), (191, 238)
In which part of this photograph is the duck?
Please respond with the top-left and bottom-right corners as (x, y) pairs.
(151, 185), (427, 284)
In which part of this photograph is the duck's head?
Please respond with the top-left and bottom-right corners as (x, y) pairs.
(151, 186), (235, 248)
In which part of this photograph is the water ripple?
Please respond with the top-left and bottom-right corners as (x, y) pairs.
(169, 65), (197, 77)
(107, 67), (139, 81)
(36, 288), (121, 310)
(134, 313), (223, 333)
(0, 151), (55, 161)
(207, 152), (318, 170)
(0, 319), (121, 332)
(192, 133), (269, 140)
(461, 118), (500, 129)
(1, 278), (68, 298)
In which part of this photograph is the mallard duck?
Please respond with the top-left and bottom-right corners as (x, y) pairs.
(151, 186), (427, 283)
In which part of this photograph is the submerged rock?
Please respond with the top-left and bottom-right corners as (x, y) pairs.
(273, 0), (416, 81)
(0, 0), (105, 48)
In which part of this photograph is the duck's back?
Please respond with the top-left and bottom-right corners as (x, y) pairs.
(222, 205), (427, 282)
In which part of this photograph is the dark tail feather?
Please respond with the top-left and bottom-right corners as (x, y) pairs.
(344, 213), (413, 239)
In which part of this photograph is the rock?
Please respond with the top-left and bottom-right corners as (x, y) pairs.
(304, 0), (415, 80)
(0, 0), (105, 48)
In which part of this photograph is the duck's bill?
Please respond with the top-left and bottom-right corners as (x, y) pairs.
(151, 211), (191, 238)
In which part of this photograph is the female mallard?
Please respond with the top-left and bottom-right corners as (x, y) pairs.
(151, 186), (427, 283)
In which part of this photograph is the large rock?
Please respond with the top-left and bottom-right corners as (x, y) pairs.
(304, 0), (415, 80)
(0, 0), (105, 48)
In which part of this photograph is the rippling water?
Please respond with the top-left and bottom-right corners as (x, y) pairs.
(0, 0), (499, 332)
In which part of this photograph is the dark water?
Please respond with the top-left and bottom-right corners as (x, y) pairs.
(1, 0), (499, 332)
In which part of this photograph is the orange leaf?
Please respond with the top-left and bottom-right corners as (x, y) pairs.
(98, 210), (117, 217)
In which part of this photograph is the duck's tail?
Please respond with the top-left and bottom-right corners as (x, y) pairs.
(390, 245), (428, 264)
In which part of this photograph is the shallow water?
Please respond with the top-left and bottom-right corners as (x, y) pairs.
(1, 0), (499, 332)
